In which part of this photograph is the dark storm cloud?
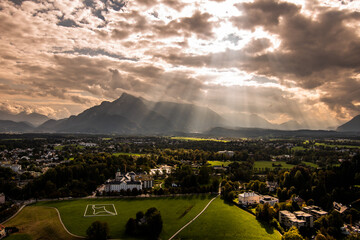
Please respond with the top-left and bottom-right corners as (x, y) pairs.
(110, 9), (216, 40)
(153, 0), (360, 116)
(9, 0), (28, 6)
(243, 38), (272, 53)
(231, 0), (300, 31)
(57, 18), (80, 28)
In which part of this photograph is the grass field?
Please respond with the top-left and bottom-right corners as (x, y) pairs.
(54, 144), (85, 151)
(177, 198), (281, 240)
(315, 142), (360, 149)
(291, 146), (306, 151)
(207, 161), (232, 167)
(4, 206), (79, 240)
(112, 152), (145, 157)
(170, 137), (229, 143)
(254, 161), (319, 169)
(34, 195), (213, 239)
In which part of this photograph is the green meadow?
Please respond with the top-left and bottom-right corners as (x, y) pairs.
(5, 195), (281, 240)
(34, 195), (213, 239)
(177, 198), (281, 240)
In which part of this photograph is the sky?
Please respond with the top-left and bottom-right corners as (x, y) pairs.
(0, 0), (360, 129)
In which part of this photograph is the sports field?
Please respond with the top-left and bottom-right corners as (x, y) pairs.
(177, 198), (281, 240)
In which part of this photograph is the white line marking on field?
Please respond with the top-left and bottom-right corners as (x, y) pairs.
(84, 204), (117, 217)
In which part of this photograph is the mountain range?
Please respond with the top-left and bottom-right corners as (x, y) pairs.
(37, 93), (225, 134)
(337, 115), (360, 132)
(0, 93), (359, 135)
(0, 110), (49, 126)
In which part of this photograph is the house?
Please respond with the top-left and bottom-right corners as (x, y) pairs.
(0, 193), (4, 204)
(302, 205), (328, 220)
(217, 150), (234, 157)
(150, 165), (172, 175)
(266, 181), (279, 192)
(333, 202), (348, 214)
(0, 224), (5, 239)
(279, 210), (307, 229)
(260, 195), (279, 206)
(238, 192), (260, 206)
(1, 164), (21, 173)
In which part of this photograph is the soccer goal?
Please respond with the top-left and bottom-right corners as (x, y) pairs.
(84, 204), (117, 217)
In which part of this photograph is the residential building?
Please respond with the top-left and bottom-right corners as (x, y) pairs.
(217, 150), (234, 157)
(1, 164), (21, 173)
(0, 193), (4, 204)
(238, 192), (260, 206)
(150, 165), (172, 175)
(266, 181), (279, 192)
(294, 211), (314, 228)
(260, 195), (279, 206)
(279, 210), (307, 229)
(333, 202), (348, 214)
(302, 205), (328, 220)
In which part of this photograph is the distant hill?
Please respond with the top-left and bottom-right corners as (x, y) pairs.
(204, 127), (359, 138)
(337, 115), (360, 132)
(0, 120), (34, 132)
(0, 110), (50, 126)
(276, 120), (304, 130)
(37, 93), (225, 134)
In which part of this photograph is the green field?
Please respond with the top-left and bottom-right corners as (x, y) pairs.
(112, 152), (145, 157)
(4, 206), (78, 240)
(170, 137), (229, 143)
(207, 161), (232, 167)
(54, 144), (85, 151)
(34, 195), (213, 239)
(254, 161), (318, 169)
(177, 198), (281, 240)
(315, 142), (360, 149)
(291, 146), (306, 151)
(5, 196), (282, 240)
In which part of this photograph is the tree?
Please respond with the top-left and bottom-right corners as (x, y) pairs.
(282, 226), (304, 240)
(125, 218), (137, 235)
(314, 232), (327, 240)
(86, 221), (109, 240)
(145, 207), (163, 239)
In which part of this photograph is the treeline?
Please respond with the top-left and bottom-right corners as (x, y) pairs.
(273, 155), (360, 209)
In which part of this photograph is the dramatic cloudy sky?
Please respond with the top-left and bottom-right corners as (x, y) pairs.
(1, 0), (360, 129)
